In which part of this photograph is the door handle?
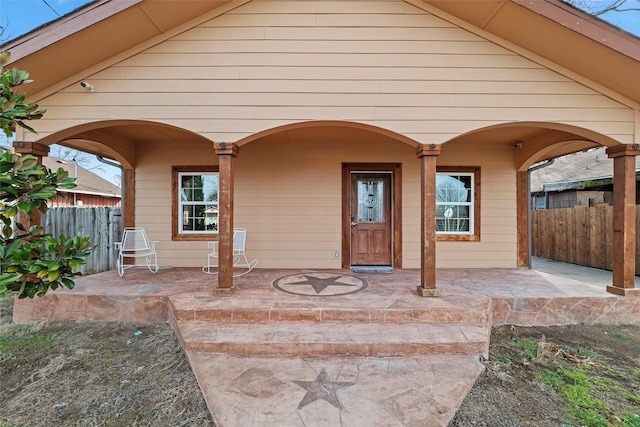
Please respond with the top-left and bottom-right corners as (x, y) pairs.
(351, 222), (357, 227)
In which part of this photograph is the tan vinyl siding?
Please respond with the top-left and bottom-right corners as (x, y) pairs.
(403, 143), (517, 268)
(130, 136), (519, 269)
(133, 140), (218, 263)
(133, 138), (419, 268)
(234, 140), (411, 269)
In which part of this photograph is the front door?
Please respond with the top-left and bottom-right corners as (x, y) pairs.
(350, 173), (392, 266)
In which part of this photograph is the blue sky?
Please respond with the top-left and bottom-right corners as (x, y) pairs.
(1, 0), (639, 40)
(596, 1), (640, 33)
(0, 0), (97, 41)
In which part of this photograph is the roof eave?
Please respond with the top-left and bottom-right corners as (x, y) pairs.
(0, 0), (141, 62)
(3, 0), (639, 107)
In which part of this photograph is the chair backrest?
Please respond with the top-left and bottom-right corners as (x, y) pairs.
(121, 228), (152, 252)
(233, 228), (247, 254)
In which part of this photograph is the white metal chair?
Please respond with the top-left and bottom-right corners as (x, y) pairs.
(115, 227), (159, 277)
(202, 228), (259, 277)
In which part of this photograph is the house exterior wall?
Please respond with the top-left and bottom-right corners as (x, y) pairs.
(548, 191), (579, 209)
(546, 190), (611, 209)
(26, 0), (637, 269)
(50, 193), (121, 207)
(436, 142), (517, 268)
(132, 136), (516, 269)
(33, 1), (634, 145)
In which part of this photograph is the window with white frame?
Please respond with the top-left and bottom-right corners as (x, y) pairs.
(436, 167), (480, 241)
(174, 167), (219, 237)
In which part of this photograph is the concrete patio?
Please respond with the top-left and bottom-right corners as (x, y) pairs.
(12, 259), (640, 426)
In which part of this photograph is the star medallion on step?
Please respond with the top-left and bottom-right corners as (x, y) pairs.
(293, 367), (355, 410)
(273, 272), (368, 296)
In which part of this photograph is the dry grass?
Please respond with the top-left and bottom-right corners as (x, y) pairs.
(0, 296), (215, 427)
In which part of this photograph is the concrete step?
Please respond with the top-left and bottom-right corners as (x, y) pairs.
(168, 293), (489, 325)
(173, 320), (489, 357)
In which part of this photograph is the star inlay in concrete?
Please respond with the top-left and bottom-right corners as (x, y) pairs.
(273, 272), (368, 296)
(287, 274), (358, 294)
(293, 367), (355, 410)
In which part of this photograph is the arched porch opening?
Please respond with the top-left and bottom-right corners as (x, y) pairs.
(23, 120), (216, 229)
(222, 121), (422, 285)
(235, 120), (421, 149)
(441, 121), (637, 296)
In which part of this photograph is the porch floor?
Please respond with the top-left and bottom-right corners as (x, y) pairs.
(12, 258), (640, 427)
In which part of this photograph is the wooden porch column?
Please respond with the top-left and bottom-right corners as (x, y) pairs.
(416, 144), (441, 297)
(516, 170), (529, 268)
(13, 141), (49, 229)
(122, 168), (135, 228)
(12, 141), (49, 159)
(213, 142), (239, 296)
(606, 144), (640, 296)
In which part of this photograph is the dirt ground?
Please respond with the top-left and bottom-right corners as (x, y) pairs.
(0, 297), (215, 427)
(451, 324), (640, 427)
(1, 295), (639, 427)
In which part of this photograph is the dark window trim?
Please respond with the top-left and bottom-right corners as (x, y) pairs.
(436, 166), (481, 242)
(172, 165), (220, 241)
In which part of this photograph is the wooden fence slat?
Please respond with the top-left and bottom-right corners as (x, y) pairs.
(568, 208), (577, 264)
(605, 206), (613, 271)
(531, 210), (539, 257)
(590, 207), (602, 269)
(575, 206), (590, 266)
(532, 204), (636, 273)
(598, 206), (607, 269)
(42, 207), (123, 274)
(558, 208), (568, 263)
(636, 206), (640, 275)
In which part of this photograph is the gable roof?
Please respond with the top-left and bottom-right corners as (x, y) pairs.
(420, 0), (640, 107)
(2, 0), (638, 109)
(42, 156), (121, 198)
(2, 0), (241, 99)
(529, 146), (640, 193)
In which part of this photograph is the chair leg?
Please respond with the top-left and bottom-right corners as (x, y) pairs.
(232, 255), (258, 277)
(146, 255), (159, 273)
(117, 255), (124, 277)
(202, 254), (218, 274)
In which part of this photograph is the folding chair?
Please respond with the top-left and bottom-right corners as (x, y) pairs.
(115, 227), (159, 277)
(202, 228), (259, 277)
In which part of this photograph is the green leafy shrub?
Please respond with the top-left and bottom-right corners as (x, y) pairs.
(0, 152), (93, 298)
(0, 51), (92, 298)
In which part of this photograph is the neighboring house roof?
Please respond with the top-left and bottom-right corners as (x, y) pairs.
(42, 156), (121, 198)
(2, 0), (639, 107)
(529, 146), (640, 193)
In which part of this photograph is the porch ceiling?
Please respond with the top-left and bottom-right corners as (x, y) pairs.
(39, 122), (214, 168)
(447, 125), (601, 168)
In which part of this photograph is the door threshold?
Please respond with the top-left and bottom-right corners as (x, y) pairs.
(351, 266), (393, 274)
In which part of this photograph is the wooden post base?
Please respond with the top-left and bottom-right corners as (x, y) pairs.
(211, 285), (237, 297)
(416, 286), (440, 297)
(606, 286), (640, 297)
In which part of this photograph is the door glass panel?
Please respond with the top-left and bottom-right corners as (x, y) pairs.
(357, 179), (384, 222)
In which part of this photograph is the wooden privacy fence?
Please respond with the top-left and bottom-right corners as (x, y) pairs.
(41, 207), (123, 275)
(532, 205), (640, 274)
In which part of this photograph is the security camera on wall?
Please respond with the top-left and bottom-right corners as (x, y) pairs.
(80, 81), (94, 92)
